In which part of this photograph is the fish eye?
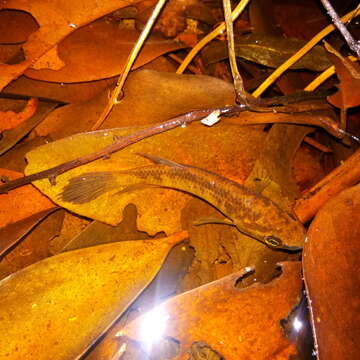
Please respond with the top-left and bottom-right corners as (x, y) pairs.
(264, 236), (282, 248)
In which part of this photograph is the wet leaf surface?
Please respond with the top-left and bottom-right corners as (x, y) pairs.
(327, 54), (360, 110)
(0, 231), (188, 360)
(0, 208), (63, 279)
(0, 0), (144, 90)
(0, 169), (54, 228)
(120, 262), (302, 360)
(202, 34), (331, 71)
(24, 19), (184, 83)
(0, 207), (58, 258)
(303, 185), (360, 359)
(0, 100), (57, 156)
(33, 70), (236, 139)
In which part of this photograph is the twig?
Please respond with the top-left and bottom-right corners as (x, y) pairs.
(222, 0), (248, 104)
(0, 108), (228, 194)
(0, 94), (349, 194)
(176, 0), (251, 74)
(91, 0), (169, 130)
(319, 0), (360, 59)
(252, 8), (358, 97)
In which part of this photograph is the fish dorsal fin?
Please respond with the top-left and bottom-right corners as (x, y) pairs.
(136, 153), (184, 168)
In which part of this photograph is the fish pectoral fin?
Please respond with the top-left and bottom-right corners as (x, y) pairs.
(193, 217), (235, 226)
(136, 153), (184, 168)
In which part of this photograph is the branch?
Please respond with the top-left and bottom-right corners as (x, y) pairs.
(320, 0), (360, 58)
(0, 95), (348, 194)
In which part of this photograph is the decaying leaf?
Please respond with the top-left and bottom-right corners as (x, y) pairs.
(0, 168), (54, 228)
(0, 98), (37, 132)
(0, 208), (63, 279)
(3, 75), (117, 104)
(327, 54), (360, 110)
(24, 19), (184, 83)
(33, 70), (236, 139)
(303, 185), (360, 359)
(0, 100), (57, 156)
(26, 123), (265, 234)
(201, 34), (332, 71)
(0, 207), (57, 258)
(0, 231), (188, 360)
(119, 262), (302, 360)
(0, 0), (144, 90)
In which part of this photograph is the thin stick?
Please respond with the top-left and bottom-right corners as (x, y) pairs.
(91, 0), (168, 130)
(0, 99), (345, 194)
(252, 8), (358, 98)
(222, 0), (247, 103)
(0, 109), (226, 194)
(176, 0), (251, 74)
(319, 0), (360, 58)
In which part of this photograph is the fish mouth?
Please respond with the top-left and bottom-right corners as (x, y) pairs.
(278, 244), (303, 252)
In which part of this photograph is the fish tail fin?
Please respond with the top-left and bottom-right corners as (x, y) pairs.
(136, 153), (184, 168)
(60, 172), (116, 204)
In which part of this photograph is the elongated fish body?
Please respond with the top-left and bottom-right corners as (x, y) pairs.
(61, 154), (305, 250)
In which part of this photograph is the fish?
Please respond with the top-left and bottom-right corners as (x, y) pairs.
(60, 154), (305, 250)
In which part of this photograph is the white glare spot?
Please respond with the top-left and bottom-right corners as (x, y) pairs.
(293, 316), (303, 332)
(140, 306), (169, 349)
(201, 110), (221, 126)
(181, 123), (187, 128)
(69, 23), (77, 28)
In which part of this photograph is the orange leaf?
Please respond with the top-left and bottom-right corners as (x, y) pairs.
(25, 19), (184, 83)
(0, 0), (144, 90)
(0, 168), (54, 228)
(0, 98), (38, 132)
(120, 262), (302, 359)
(327, 54), (360, 109)
(303, 184), (360, 359)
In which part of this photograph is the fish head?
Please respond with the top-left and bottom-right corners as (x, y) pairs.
(235, 213), (306, 251)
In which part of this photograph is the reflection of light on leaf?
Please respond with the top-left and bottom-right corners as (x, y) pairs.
(139, 306), (170, 350)
(292, 316), (303, 332)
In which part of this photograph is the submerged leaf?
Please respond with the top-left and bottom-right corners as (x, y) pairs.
(120, 262), (302, 359)
(304, 185), (360, 359)
(25, 19), (184, 83)
(0, 231), (187, 360)
(0, 0), (144, 90)
(202, 34), (331, 71)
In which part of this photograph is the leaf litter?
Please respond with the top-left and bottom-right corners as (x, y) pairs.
(0, 1), (359, 358)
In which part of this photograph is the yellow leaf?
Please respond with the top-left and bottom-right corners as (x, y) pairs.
(0, 231), (188, 360)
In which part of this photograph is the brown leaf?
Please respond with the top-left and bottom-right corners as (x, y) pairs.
(202, 34), (331, 71)
(327, 54), (360, 109)
(120, 262), (302, 360)
(303, 184), (360, 359)
(0, 208), (63, 279)
(3, 75), (117, 104)
(24, 19), (184, 83)
(0, 98), (37, 132)
(0, 9), (39, 43)
(0, 100), (57, 156)
(33, 70), (236, 139)
(0, 208), (57, 258)
(0, 231), (188, 360)
(0, 169), (54, 228)
(0, 0), (144, 90)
